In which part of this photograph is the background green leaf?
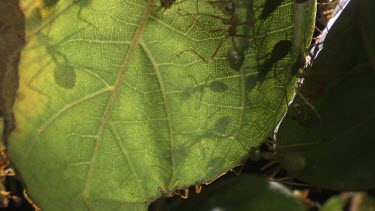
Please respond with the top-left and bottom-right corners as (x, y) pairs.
(276, 0), (375, 190)
(7, 0), (315, 209)
(320, 192), (375, 211)
(160, 175), (306, 211)
(320, 194), (349, 211)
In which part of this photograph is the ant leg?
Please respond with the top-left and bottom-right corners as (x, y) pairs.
(178, 49), (209, 62)
(268, 166), (281, 179)
(177, 9), (227, 34)
(265, 139), (275, 150)
(269, 177), (311, 187)
(315, 26), (323, 34)
(261, 160), (278, 172)
(178, 9), (227, 23)
(296, 92), (321, 119)
(195, 185), (202, 194)
(263, 137), (276, 152)
(178, 37), (227, 63)
(317, 0), (338, 6)
(176, 188), (189, 199)
(205, 171), (227, 185)
(23, 190), (41, 211)
(308, 41), (325, 59)
(0, 168), (15, 177)
(230, 163), (245, 176)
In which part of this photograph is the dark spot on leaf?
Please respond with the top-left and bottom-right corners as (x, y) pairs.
(54, 65), (76, 89)
(75, 0), (92, 7)
(159, 0), (176, 10)
(260, 0), (284, 20)
(209, 81), (228, 92)
(44, 0), (59, 7)
(214, 116), (230, 134)
(180, 90), (192, 101)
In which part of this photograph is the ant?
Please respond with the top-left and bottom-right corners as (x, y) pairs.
(177, 0), (256, 71)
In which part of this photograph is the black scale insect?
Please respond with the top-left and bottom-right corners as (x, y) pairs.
(159, 0), (177, 10)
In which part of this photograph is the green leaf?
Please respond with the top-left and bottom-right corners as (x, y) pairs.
(320, 194), (349, 211)
(163, 174), (306, 211)
(276, 0), (375, 190)
(321, 193), (375, 211)
(7, 0), (315, 209)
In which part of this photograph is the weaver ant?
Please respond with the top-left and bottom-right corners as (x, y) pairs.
(178, 0), (256, 71)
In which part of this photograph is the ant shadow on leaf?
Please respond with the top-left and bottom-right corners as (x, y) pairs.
(180, 74), (229, 110)
(257, 39), (292, 82)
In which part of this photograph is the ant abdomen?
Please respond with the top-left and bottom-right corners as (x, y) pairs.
(227, 46), (245, 71)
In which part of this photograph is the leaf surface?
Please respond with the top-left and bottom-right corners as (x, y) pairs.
(8, 0), (314, 209)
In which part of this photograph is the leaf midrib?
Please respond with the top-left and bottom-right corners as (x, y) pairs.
(82, 0), (157, 208)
